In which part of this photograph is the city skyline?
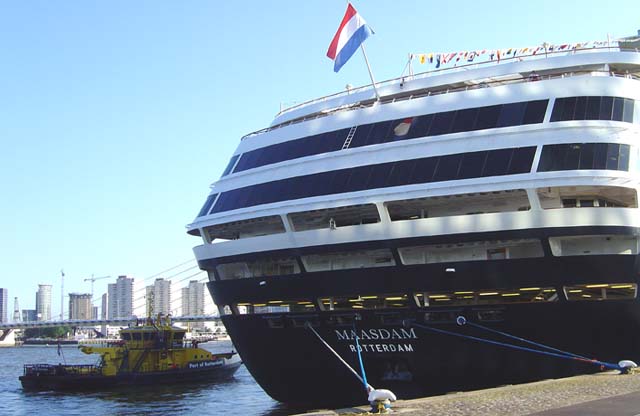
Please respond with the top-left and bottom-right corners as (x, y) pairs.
(4, 274), (214, 322)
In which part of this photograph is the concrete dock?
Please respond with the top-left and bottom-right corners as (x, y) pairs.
(298, 371), (640, 415)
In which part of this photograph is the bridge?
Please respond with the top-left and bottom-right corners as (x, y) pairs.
(0, 315), (222, 331)
(0, 316), (224, 346)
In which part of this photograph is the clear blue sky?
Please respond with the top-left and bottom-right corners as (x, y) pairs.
(1, 1), (638, 318)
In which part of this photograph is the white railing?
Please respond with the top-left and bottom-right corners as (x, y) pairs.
(240, 45), (638, 142)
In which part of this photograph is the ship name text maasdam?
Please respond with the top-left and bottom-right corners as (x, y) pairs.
(334, 328), (418, 341)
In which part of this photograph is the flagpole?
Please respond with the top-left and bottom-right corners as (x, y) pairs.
(359, 43), (380, 100)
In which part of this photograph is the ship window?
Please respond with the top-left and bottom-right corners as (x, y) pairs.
(368, 162), (394, 189)
(563, 283), (637, 301)
(406, 114), (433, 139)
(612, 97), (624, 121)
(367, 120), (393, 145)
(319, 294), (409, 311)
(221, 154), (240, 177)
(458, 151), (487, 179)
(433, 154), (462, 181)
(204, 215), (285, 241)
(399, 239), (543, 265)
(209, 147), (536, 214)
(387, 160), (416, 187)
(236, 299), (315, 315)
(474, 105), (502, 130)
(429, 110), (456, 136)
(551, 96), (636, 123)
(549, 235), (639, 256)
(482, 148), (512, 176)
(349, 124), (374, 148)
(415, 287), (558, 307)
(122, 333), (131, 341)
(196, 194), (218, 217)
(133, 333), (142, 341)
(507, 146), (536, 174)
(409, 157), (438, 183)
(451, 107), (479, 133)
(497, 101), (527, 127)
(387, 189), (530, 222)
(538, 143), (630, 172)
(288, 203), (380, 232)
(537, 185), (637, 209)
(623, 98), (635, 123)
(522, 100), (548, 124)
(302, 248), (395, 272)
(217, 256), (300, 280)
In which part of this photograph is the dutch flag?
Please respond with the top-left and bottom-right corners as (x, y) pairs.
(326, 3), (373, 73)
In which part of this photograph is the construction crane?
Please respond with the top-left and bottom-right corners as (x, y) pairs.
(84, 275), (111, 302)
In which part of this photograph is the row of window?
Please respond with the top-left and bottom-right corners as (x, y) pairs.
(209, 147), (536, 214)
(200, 142), (629, 216)
(200, 186), (636, 240)
(230, 99), (548, 174)
(214, 235), (640, 280)
(223, 96), (636, 177)
(550, 96), (635, 123)
(231, 283), (638, 315)
(538, 143), (629, 172)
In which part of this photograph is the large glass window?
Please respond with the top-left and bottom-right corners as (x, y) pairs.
(204, 215), (285, 241)
(399, 239), (543, 265)
(236, 299), (315, 315)
(288, 204), (380, 231)
(564, 283), (637, 301)
(216, 257), (300, 280)
(319, 294), (409, 311)
(196, 193), (218, 217)
(415, 287), (558, 307)
(549, 235), (639, 256)
(387, 189), (530, 221)
(233, 100), (548, 173)
(551, 96), (635, 123)
(221, 155), (240, 177)
(302, 248), (395, 272)
(210, 147), (536, 214)
(536, 186), (637, 210)
(537, 143), (630, 172)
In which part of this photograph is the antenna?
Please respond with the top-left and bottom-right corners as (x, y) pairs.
(60, 269), (64, 320)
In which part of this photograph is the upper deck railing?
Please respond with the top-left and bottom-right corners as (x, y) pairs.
(240, 44), (639, 142)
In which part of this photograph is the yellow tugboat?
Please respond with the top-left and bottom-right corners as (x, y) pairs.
(20, 314), (241, 391)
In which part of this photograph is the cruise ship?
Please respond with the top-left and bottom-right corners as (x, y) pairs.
(187, 34), (640, 405)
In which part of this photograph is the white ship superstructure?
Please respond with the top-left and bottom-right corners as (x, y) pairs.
(188, 37), (640, 404)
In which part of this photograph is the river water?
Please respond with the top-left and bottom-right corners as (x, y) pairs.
(0, 341), (305, 416)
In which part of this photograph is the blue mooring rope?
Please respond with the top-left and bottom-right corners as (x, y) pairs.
(353, 323), (369, 392)
(407, 317), (622, 371)
(457, 316), (593, 362)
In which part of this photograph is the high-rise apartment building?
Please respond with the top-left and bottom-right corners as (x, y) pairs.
(107, 276), (134, 319)
(68, 293), (92, 320)
(101, 293), (108, 336)
(0, 288), (8, 323)
(181, 280), (205, 329)
(153, 278), (171, 316)
(36, 284), (52, 321)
